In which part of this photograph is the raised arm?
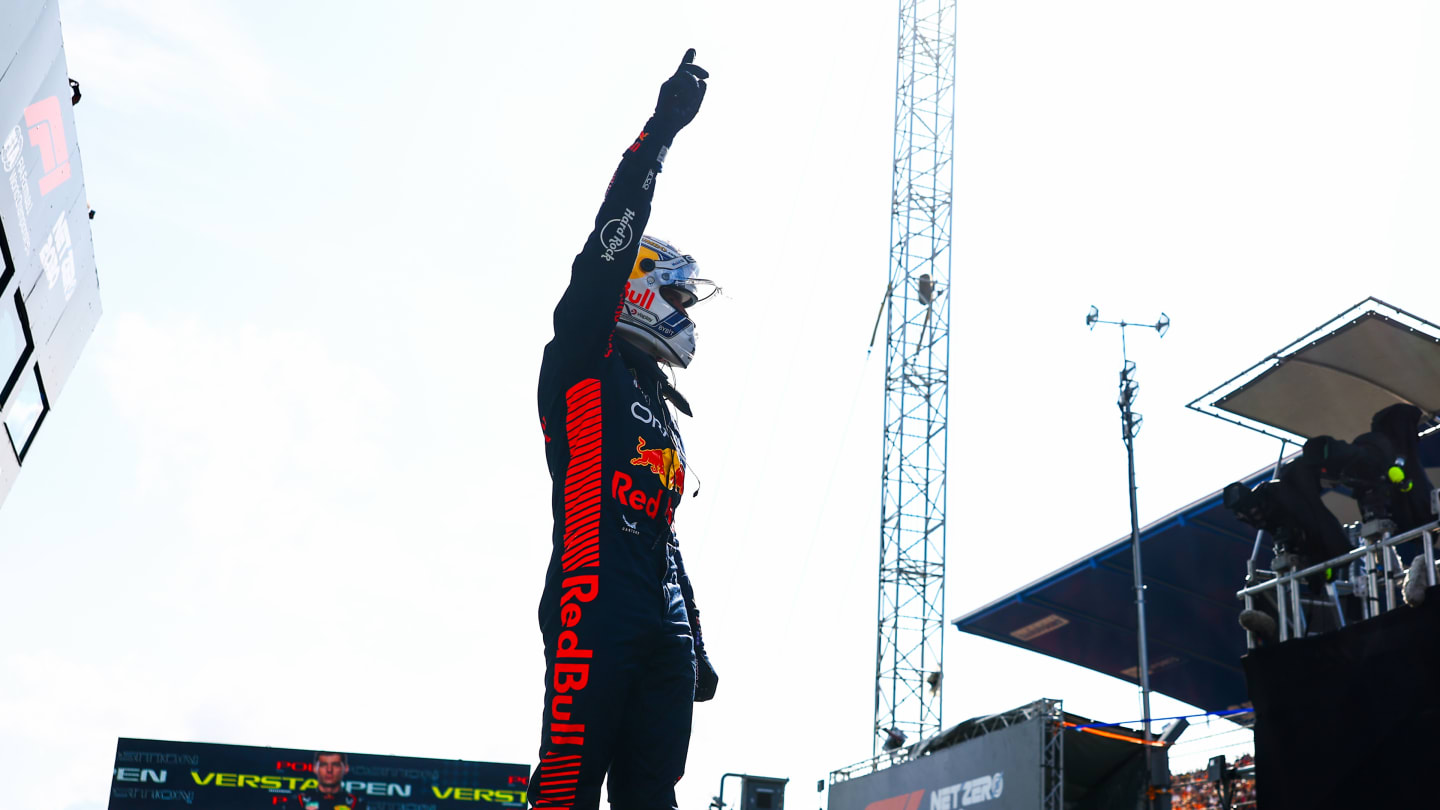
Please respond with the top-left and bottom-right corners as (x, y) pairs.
(539, 50), (708, 409)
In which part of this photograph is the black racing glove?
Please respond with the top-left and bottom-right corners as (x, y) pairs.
(649, 48), (709, 137)
(672, 544), (718, 701)
(693, 610), (718, 702)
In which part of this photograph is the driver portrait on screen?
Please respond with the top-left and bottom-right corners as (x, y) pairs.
(297, 752), (363, 810)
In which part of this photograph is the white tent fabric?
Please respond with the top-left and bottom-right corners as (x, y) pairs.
(1200, 308), (1440, 441)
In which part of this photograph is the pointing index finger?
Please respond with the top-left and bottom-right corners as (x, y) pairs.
(681, 48), (696, 67)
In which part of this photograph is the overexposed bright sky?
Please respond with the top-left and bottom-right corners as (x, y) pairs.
(6, 1), (1440, 808)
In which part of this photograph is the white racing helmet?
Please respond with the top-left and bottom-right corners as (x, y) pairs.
(616, 235), (718, 368)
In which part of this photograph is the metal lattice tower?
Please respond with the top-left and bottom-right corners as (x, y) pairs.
(873, 0), (956, 755)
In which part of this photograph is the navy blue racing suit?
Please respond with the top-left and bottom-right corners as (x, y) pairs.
(530, 121), (698, 810)
(297, 790), (364, 810)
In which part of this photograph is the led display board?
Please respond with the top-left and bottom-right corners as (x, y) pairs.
(109, 738), (529, 810)
(0, 0), (103, 505)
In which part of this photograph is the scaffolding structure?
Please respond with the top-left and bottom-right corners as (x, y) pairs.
(1041, 704), (1064, 810)
(873, 0), (956, 755)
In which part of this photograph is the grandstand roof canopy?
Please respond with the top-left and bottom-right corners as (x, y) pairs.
(1189, 298), (1440, 442)
(954, 299), (1440, 714)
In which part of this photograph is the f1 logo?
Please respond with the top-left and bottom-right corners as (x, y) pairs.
(24, 96), (70, 196)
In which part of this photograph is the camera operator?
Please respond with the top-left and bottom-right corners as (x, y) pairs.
(1225, 404), (1436, 639)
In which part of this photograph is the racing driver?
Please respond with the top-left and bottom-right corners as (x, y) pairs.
(529, 49), (718, 810)
(298, 752), (363, 810)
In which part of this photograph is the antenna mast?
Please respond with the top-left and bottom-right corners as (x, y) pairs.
(874, 0), (956, 755)
(1086, 306), (1170, 764)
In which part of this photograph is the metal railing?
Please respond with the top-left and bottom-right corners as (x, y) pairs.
(1236, 506), (1439, 647)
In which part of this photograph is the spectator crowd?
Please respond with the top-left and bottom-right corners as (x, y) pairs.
(1170, 754), (1256, 809)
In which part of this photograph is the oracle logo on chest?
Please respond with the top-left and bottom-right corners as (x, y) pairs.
(630, 400), (671, 440)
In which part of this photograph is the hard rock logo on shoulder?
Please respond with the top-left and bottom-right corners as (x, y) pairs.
(599, 208), (636, 262)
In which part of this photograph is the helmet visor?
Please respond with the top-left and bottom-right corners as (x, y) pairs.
(664, 278), (719, 309)
(655, 257), (719, 308)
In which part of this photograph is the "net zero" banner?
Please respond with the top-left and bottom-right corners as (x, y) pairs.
(109, 738), (528, 810)
(828, 717), (1043, 810)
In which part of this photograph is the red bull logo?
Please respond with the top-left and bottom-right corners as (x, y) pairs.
(625, 286), (656, 310)
(551, 573), (598, 745)
(630, 437), (684, 494)
(611, 471), (662, 518)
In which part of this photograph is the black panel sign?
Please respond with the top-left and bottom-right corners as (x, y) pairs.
(829, 718), (1044, 810)
(109, 738), (528, 810)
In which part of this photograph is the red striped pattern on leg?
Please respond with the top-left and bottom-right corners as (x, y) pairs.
(534, 751), (584, 809)
(561, 379), (602, 572)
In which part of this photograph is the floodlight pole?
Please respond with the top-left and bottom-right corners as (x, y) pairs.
(1087, 307), (1169, 804)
